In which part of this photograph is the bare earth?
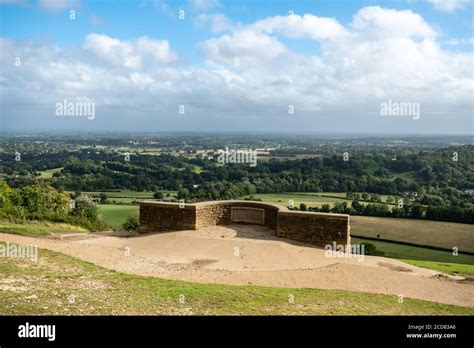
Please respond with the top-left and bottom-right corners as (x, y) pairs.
(1, 225), (473, 308)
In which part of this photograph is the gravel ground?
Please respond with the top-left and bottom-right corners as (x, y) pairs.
(1, 225), (472, 308)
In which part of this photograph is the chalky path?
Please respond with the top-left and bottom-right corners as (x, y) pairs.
(0, 225), (472, 308)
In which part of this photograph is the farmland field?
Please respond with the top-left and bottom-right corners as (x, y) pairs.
(98, 204), (139, 227)
(250, 192), (396, 208)
(72, 190), (176, 204)
(38, 167), (63, 179)
(351, 216), (474, 253)
(249, 193), (352, 208)
(353, 237), (474, 277)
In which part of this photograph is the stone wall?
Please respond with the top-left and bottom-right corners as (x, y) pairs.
(139, 202), (197, 233)
(277, 211), (350, 246)
(139, 200), (350, 248)
(195, 201), (279, 230)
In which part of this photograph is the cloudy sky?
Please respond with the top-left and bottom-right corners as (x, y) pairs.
(0, 0), (473, 134)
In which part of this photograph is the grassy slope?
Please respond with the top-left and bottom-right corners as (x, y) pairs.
(0, 220), (88, 237)
(1, 244), (472, 315)
(353, 237), (474, 277)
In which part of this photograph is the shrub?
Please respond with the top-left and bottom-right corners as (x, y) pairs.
(99, 193), (108, 204)
(20, 184), (70, 216)
(70, 194), (99, 223)
(0, 180), (20, 216)
(122, 212), (139, 232)
(153, 191), (164, 199)
(360, 242), (383, 256)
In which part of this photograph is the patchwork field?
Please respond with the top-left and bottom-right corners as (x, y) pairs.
(251, 192), (396, 208)
(351, 216), (474, 253)
(250, 193), (352, 208)
(250, 193), (473, 253)
(353, 237), (474, 277)
(69, 190), (177, 204)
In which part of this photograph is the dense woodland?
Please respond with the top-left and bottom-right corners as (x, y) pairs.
(1, 134), (473, 224)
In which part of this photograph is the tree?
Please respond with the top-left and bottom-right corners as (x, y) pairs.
(300, 203), (307, 211)
(351, 200), (363, 211)
(320, 204), (331, 212)
(410, 204), (424, 219)
(20, 184), (70, 216)
(99, 192), (108, 204)
(70, 194), (99, 223)
(153, 191), (164, 199)
(177, 188), (190, 200)
(0, 179), (21, 216)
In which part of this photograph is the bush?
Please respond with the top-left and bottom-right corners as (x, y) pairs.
(99, 193), (108, 204)
(20, 184), (70, 216)
(360, 242), (383, 256)
(70, 194), (99, 223)
(122, 212), (139, 232)
(153, 191), (164, 199)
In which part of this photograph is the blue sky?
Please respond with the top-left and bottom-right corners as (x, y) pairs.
(2, 1), (473, 55)
(0, 0), (473, 134)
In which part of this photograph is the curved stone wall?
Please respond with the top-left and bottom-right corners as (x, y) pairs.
(139, 200), (350, 248)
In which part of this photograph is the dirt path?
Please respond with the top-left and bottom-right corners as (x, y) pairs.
(1, 225), (473, 308)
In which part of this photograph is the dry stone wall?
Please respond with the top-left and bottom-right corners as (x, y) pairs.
(139, 200), (350, 247)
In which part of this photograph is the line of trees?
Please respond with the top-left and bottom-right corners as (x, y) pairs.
(0, 180), (106, 231)
(296, 201), (474, 224)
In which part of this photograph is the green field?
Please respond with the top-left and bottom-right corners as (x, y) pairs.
(353, 237), (474, 277)
(249, 193), (352, 208)
(75, 190), (177, 204)
(98, 204), (139, 227)
(38, 167), (63, 179)
(351, 215), (474, 253)
(248, 192), (397, 208)
(1, 243), (472, 315)
(252, 193), (473, 252)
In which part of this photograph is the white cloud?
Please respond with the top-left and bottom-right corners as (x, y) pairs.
(445, 37), (474, 45)
(83, 34), (178, 69)
(351, 6), (435, 39)
(1, 6), (472, 134)
(189, 0), (221, 11)
(428, 0), (470, 13)
(198, 29), (287, 66)
(38, 0), (80, 11)
(195, 13), (237, 33)
(251, 13), (350, 41)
